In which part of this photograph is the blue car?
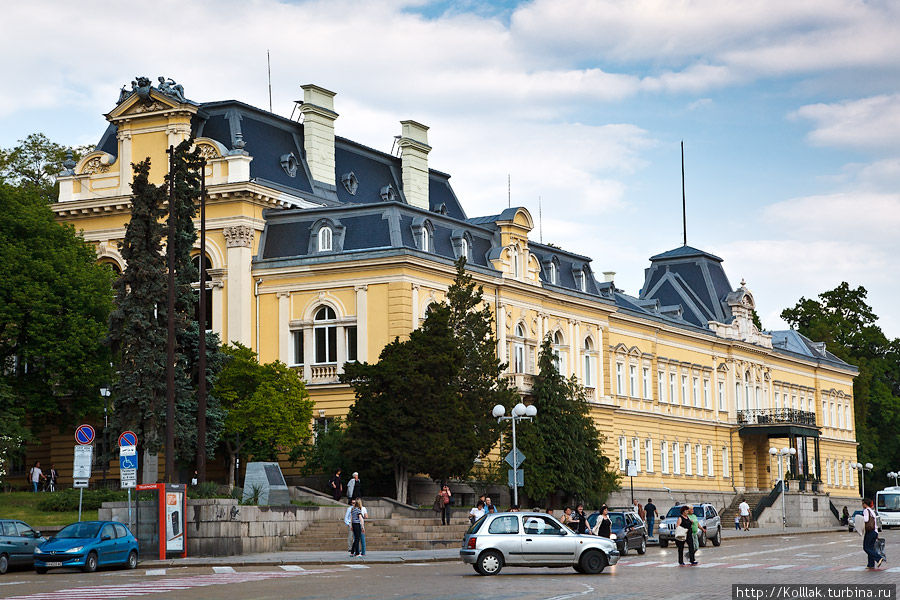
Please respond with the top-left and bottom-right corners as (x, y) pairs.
(34, 521), (138, 573)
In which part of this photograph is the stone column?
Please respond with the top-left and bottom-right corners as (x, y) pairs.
(497, 304), (507, 365)
(277, 292), (291, 364)
(223, 225), (254, 346)
(303, 327), (314, 383)
(116, 130), (132, 196)
(355, 285), (368, 363)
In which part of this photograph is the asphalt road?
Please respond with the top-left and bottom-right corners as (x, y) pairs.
(1, 530), (896, 599)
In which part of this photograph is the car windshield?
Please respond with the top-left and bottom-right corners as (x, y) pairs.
(693, 505), (705, 516)
(666, 507), (682, 518)
(877, 493), (900, 511)
(609, 513), (626, 528)
(56, 522), (102, 539)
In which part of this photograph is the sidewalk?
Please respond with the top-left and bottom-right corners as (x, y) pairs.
(141, 526), (847, 568)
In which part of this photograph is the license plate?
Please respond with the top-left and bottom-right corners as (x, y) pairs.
(45, 562), (63, 567)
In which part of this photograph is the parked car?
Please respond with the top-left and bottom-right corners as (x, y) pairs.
(657, 504), (722, 548)
(0, 519), (45, 575)
(587, 510), (648, 555)
(460, 512), (620, 575)
(34, 521), (138, 573)
(848, 510), (883, 533)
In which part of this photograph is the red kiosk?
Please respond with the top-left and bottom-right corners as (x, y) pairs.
(135, 483), (187, 560)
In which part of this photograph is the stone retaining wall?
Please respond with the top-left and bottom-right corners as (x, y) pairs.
(756, 491), (840, 528)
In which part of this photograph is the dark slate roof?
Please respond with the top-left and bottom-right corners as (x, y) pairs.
(640, 244), (735, 327)
(769, 330), (856, 371)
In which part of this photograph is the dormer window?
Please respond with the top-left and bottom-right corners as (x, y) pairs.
(412, 217), (433, 253)
(318, 226), (333, 252)
(460, 236), (468, 260)
(575, 270), (585, 292)
(548, 261), (557, 285)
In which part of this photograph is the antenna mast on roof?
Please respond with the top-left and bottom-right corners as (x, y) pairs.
(508, 173), (511, 208)
(267, 50), (273, 113)
(539, 196), (543, 243)
(681, 140), (687, 247)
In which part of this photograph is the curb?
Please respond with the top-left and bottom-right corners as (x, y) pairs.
(139, 555), (461, 569)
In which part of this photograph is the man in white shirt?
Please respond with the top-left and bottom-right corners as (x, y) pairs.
(29, 462), (45, 493)
(738, 498), (751, 531)
(861, 498), (885, 569)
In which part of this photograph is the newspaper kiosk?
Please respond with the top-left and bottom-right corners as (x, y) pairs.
(135, 483), (187, 560)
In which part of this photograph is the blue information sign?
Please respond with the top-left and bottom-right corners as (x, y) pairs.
(75, 424), (95, 445)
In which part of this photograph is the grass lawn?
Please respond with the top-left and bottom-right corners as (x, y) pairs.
(0, 492), (97, 527)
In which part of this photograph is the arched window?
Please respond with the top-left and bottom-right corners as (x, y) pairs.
(318, 225), (333, 252)
(552, 331), (566, 373)
(511, 247), (520, 277)
(514, 323), (526, 373)
(421, 226), (432, 253)
(548, 261), (557, 285)
(314, 306), (337, 363)
(460, 236), (469, 260)
(192, 254), (213, 332)
(99, 259), (122, 276)
(583, 337), (595, 388)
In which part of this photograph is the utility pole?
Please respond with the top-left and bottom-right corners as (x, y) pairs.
(196, 158), (208, 482)
(165, 145), (176, 483)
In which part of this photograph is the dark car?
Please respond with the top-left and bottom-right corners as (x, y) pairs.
(0, 519), (45, 575)
(587, 510), (648, 555)
(34, 521), (139, 573)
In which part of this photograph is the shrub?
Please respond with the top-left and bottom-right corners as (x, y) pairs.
(187, 482), (231, 499)
(37, 488), (128, 512)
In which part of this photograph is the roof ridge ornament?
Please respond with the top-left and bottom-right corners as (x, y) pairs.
(115, 75), (188, 106)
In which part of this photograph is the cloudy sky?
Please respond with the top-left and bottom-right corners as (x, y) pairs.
(3, 0), (899, 337)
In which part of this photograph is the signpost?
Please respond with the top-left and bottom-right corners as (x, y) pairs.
(626, 459), (637, 504)
(119, 432), (138, 532)
(73, 425), (95, 522)
(505, 448), (526, 501)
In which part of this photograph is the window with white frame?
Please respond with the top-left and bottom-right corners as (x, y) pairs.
(735, 382), (742, 410)
(706, 445), (714, 476)
(718, 381), (725, 411)
(575, 270), (585, 292)
(696, 444), (703, 476)
(583, 337), (595, 388)
(826, 459), (831, 485)
(632, 437), (640, 472)
(673, 442), (681, 474)
(514, 323), (525, 373)
(682, 375), (689, 405)
(775, 391), (781, 410)
(837, 403), (843, 428)
(318, 225), (333, 252)
(823, 400), (829, 426)
(791, 394), (797, 410)
(553, 331), (566, 374)
(512, 247), (520, 277)
(692, 376), (699, 407)
(618, 436), (626, 471)
(643, 367), (651, 399)
(548, 261), (557, 285)
(755, 386), (761, 411)
(314, 306), (338, 363)
(420, 226), (432, 253)
(745, 373), (752, 411)
(684, 443), (692, 475)
(645, 439), (654, 472)
(845, 406), (850, 430)
(629, 365), (637, 397)
(460, 236), (469, 260)
(658, 371), (666, 402)
(670, 373), (677, 404)
(616, 362), (624, 395)
(841, 461), (846, 486)
(722, 446), (730, 478)
(346, 326), (358, 362)
(703, 379), (710, 409)
(292, 331), (304, 366)
(830, 402), (835, 427)
(661, 441), (670, 473)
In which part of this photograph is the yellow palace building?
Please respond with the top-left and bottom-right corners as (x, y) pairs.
(49, 78), (859, 507)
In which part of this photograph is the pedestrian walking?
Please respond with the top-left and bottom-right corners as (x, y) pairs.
(469, 500), (486, 524)
(592, 505), (611, 538)
(734, 515), (741, 531)
(861, 498), (886, 569)
(644, 498), (658, 537)
(674, 505), (697, 566)
(48, 465), (59, 492)
(330, 469), (343, 501)
(349, 499), (364, 557)
(841, 506), (850, 526)
(484, 496), (497, 514)
(688, 505), (704, 560)
(347, 472), (361, 505)
(573, 504), (589, 534)
(28, 462), (45, 493)
(343, 503), (354, 554)
(738, 497), (751, 531)
(440, 484), (452, 525)
(358, 499), (368, 556)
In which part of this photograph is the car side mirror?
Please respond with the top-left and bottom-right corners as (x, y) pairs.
(34, 531), (42, 538)
(101, 535), (112, 541)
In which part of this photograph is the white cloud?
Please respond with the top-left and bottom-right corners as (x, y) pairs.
(762, 192), (900, 239)
(791, 95), (900, 151)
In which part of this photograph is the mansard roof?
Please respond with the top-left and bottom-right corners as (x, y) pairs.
(770, 330), (855, 372)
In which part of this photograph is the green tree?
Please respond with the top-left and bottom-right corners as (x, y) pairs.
(297, 417), (347, 488)
(781, 282), (900, 491)
(213, 343), (314, 486)
(517, 337), (619, 507)
(0, 184), (114, 437)
(0, 133), (91, 201)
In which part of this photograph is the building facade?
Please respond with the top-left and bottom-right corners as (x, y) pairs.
(47, 79), (860, 502)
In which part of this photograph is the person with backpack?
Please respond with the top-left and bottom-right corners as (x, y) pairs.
(861, 498), (886, 569)
(29, 462), (45, 493)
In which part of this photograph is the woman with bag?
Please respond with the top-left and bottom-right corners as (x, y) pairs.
(440, 485), (452, 526)
(592, 505), (612, 538)
(861, 498), (886, 569)
(674, 505), (697, 566)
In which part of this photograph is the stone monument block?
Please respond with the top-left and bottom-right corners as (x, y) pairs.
(241, 462), (290, 506)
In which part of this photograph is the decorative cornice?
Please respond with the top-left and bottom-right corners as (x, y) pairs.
(223, 225), (254, 248)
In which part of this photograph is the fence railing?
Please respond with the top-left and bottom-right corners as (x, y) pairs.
(737, 408), (817, 427)
(752, 481), (784, 523)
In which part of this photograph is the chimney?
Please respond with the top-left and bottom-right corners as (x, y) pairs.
(299, 84), (337, 187)
(603, 271), (616, 283)
(398, 120), (431, 210)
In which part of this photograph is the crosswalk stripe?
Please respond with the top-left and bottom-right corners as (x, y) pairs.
(695, 563), (727, 568)
(280, 565), (305, 571)
(144, 569), (166, 575)
(212, 566), (236, 573)
(886, 567), (900, 573)
(728, 564), (762, 568)
(843, 566), (869, 571)
(766, 564), (795, 570)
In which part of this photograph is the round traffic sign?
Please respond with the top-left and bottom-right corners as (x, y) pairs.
(75, 424), (95, 445)
(118, 431), (137, 447)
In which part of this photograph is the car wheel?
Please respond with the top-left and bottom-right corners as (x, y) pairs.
(659, 538), (669, 548)
(126, 551), (138, 570)
(0, 553), (8, 575)
(579, 550), (607, 574)
(573, 564), (585, 574)
(475, 550), (503, 576)
(711, 527), (721, 547)
(82, 551), (98, 573)
(619, 541), (627, 555)
(35, 567), (48, 575)
(637, 536), (647, 555)
(699, 531), (707, 547)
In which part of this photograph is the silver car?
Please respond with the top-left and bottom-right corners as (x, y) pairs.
(460, 512), (620, 575)
(657, 503), (722, 547)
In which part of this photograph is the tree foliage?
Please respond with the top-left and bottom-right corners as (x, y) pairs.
(213, 343), (314, 486)
(0, 133), (91, 201)
(517, 337), (619, 507)
(781, 282), (900, 492)
(0, 184), (114, 438)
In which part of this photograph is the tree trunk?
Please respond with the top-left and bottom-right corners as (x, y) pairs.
(226, 440), (240, 488)
(394, 463), (409, 504)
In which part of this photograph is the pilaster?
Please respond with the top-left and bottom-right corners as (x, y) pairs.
(223, 225), (254, 346)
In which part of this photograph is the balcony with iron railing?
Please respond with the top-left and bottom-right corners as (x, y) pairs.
(737, 408), (817, 427)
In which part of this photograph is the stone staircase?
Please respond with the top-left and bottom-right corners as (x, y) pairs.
(282, 516), (470, 552)
(720, 492), (770, 528)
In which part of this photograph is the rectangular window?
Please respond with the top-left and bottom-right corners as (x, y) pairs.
(514, 343), (525, 373)
(718, 381), (725, 411)
(658, 371), (665, 403)
(791, 394), (797, 410)
(661, 441), (669, 473)
(315, 325), (337, 363)
(645, 439), (654, 472)
(618, 436), (626, 471)
(841, 461), (846, 486)
(837, 404), (843, 428)
(707, 445), (714, 477)
(583, 355), (595, 388)
(346, 326), (358, 362)
(692, 376), (699, 407)
(845, 406), (850, 431)
(830, 403), (836, 427)
(775, 391), (781, 410)
(616, 363), (624, 395)
(703, 379), (711, 409)
(682, 375), (688, 406)
(685, 443), (692, 475)
(696, 444), (703, 476)
(632, 437), (640, 472)
(823, 400), (829, 426)
(643, 367), (651, 399)
(673, 442), (681, 475)
(735, 383), (742, 410)
(292, 331), (304, 366)
(629, 365), (637, 397)
(826, 459), (831, 485)
(669, 373), (676, 404)
(722, 446), (730, 478)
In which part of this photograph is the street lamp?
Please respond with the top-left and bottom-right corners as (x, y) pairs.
(888, 471), (899, 487)
(770, 446), (796, 529)
(493, 402), (536, 507)
(852, 462), (873, 498)
(99, 387), (111, 487)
